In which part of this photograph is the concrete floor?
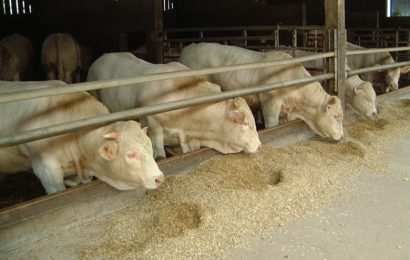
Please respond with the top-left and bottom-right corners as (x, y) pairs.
(232, 134), (410, 260)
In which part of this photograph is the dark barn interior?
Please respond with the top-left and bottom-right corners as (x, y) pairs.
(1, 0), (410, 67)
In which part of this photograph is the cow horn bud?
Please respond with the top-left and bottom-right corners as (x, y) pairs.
(233, 98), (241, 109)
(103, 131), (120, 140)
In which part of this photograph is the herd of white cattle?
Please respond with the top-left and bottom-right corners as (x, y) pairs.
(0, 33), (409, 195)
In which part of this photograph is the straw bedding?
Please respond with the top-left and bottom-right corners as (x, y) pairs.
(76, 99), (410, 259)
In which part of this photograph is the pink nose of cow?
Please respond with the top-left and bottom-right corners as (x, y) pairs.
(155, 174), (165, 187)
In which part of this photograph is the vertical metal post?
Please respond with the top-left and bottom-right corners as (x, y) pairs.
(395, 29), (400, 61)
(243, 30), (248, 46)
(274, 26), (280, 50)
(292, 29), (297, 57)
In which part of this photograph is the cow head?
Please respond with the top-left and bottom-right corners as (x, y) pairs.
(296, 95), (344, 141)
(385, 67), (401, 91)
(384, 65), (410, 91)
(349, 81), (377, 117)
(88, 121), (164, 190)
(210, 97), (261, 154)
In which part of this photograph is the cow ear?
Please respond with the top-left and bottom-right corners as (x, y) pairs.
(326, 96), (339, 111)
(98, 142), (118, 161)
(401, 65), (410, 74)
(229, 110), (246, 124)
(103, 131), (120, 140)
(142, 127), (148, 134)
(354, 83), (365, 94)
(232, 98), (241, 109)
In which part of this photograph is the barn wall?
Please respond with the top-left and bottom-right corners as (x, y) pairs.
(346, 0), (410, 28)
(171, 0), (308, 27)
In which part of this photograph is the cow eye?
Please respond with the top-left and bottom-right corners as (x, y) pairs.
(126, 151), (140, 160)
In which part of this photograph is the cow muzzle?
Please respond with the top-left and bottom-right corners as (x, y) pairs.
(155, 174), (165, 187)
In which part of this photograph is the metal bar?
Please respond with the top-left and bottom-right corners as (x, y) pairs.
(243, 29), (247, 46)
(346, 46), (410, 56)
(0, 73), (335, 148)
(165, 36), (278, 42)
(348, 27), (410, 32)
(164, 25), (325, 33)
(347, 61), (410, 77)
(0, 52), (335, 104)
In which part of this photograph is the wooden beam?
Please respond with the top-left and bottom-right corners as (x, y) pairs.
(325, 0), (347, 110)
(145, 0), (163, 63)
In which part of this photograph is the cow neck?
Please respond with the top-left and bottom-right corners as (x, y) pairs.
(282, 85), (307, 115)
(68, 129), (91, 183)
(345, 77), (362, 99)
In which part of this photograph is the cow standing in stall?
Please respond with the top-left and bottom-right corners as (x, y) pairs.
(346, 42), (410, 92)
(180, 43), (344, 141)
(41, 33), (93, 83)
(87, 52), (261, 158)
(0, 80), (164, 194)
(280, 48), (377, 117)
(0, 33), (34, 81)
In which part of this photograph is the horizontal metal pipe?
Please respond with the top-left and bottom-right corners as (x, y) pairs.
(346, 46), (410, 56)
(0, 52), (335, 104)
(347, 61), (410, 77)
(348, 28), (410, 32)
(167, 36), (276, 42)
(164, 25), (325, 33)
(0, 73), (334, 148)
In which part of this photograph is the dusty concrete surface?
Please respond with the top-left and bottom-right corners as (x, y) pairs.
(231, 134), (410, 260)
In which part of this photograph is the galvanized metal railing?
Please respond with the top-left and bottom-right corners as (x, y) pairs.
(163, 25), (327, 62)
(0, 73), (334, 148)
(347, 28), (410, 61)
(1, 27), (410, 149)
(0, 52), (335, 147)
(346, 46), (410, 77)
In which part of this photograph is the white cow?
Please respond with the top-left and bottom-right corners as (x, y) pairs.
(41, 33), (92, 83)
(346, 42), (410, 92)
(281, 49), (377, 116)
(180, 43), (344, 141)
(0, 80), (164, 194)
(0, 33), (34, 81)
(87, 52), (261, 158)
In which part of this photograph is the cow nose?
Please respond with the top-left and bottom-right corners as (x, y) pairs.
(155, 174), (164, 187)
(372, 110), (378, 116)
